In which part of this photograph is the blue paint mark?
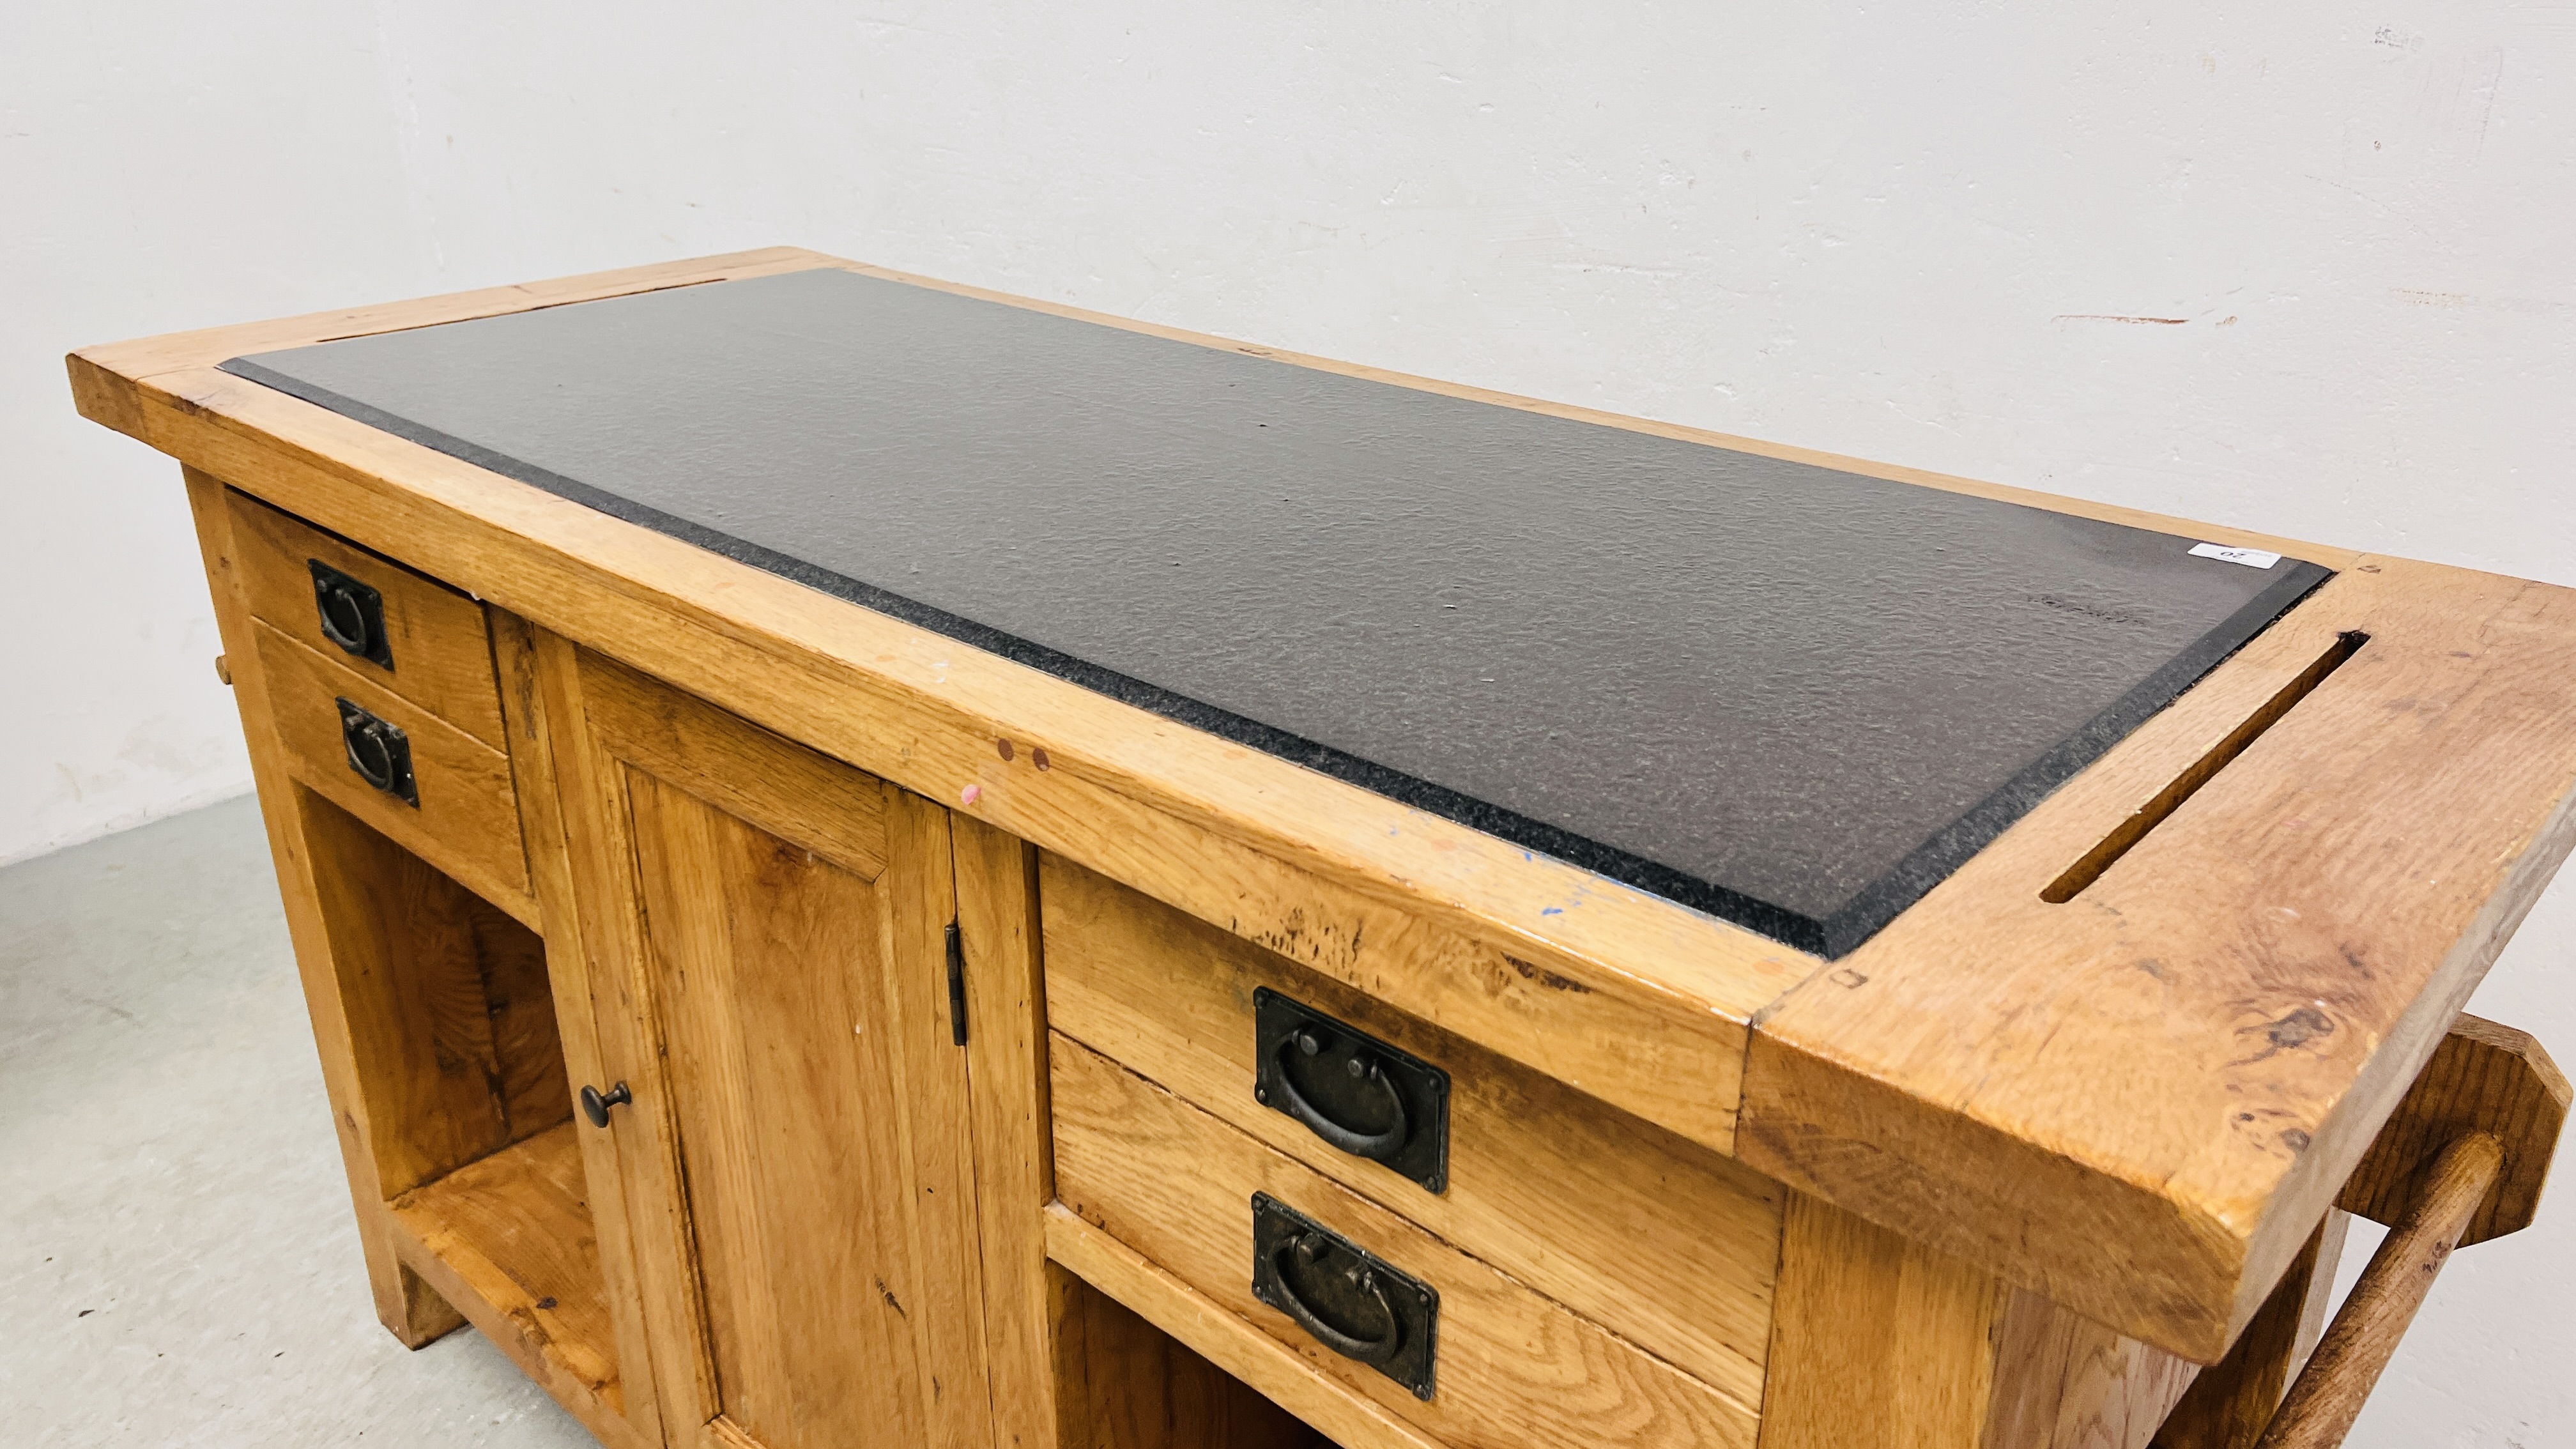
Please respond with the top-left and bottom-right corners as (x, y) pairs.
(1541, 907), (1563, 916)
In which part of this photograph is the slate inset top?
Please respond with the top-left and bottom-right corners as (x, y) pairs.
(222, 266), (2327, 956)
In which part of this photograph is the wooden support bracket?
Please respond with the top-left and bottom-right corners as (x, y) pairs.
(2156, 1012), (2566, 1449)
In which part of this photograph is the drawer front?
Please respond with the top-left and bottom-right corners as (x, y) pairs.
(1052, 1034), (1759, 1449)
(255, 618), (530, 908)
(228, 489), (507, 748)
(1041, 854), (1779, 1406)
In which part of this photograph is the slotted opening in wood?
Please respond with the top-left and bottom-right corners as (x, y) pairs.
(2043, 631), (2368, 904)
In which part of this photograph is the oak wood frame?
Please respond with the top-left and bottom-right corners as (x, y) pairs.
(85, 249), (2576, 1362)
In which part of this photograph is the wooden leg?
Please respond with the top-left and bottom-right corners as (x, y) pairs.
(1760, 1191), (2198, 1449)
(2150, 1213), (2348, 1449)
(392, 1254), (470, 1347)
(184, 468), (464, 1347)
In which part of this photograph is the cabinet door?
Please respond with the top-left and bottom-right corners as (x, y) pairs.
(544, 641), (992, 1449)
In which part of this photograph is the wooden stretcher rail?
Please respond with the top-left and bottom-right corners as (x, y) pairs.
(2254, 1132), (2501, 1449)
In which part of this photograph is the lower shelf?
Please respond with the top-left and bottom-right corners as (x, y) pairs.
(388, 1120), (637, 1446)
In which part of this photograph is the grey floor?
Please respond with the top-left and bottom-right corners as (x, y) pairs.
(1, 795), (593, 1446)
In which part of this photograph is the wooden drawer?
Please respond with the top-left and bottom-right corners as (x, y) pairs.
(254, 617), (531, 912)
(227, 489), (507, 748)
(1041, 854), (1780, 1409)
(1052, 1034), (1759, 1449)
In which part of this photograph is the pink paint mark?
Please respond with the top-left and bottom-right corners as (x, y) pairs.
(960, 784), (983, 806)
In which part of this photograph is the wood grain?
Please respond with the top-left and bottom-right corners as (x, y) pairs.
(180, 466), (464, 1346)
(1743, 559), (2576, 1360)
(388, 1122), (650, 1449)
(491, 612), (666, 1448)
(1042, 850), (1781, 1406)
(1761, 1191), (2198, 1449)
(1756, 1190), (2009, 1449)
(574, 645), (889, 880)
(2256, 1133), (2504, 1449)
(227, 487), (507, 747)
(954, 815), (1064, 1449)
(1047, 1208), (1447, 1449)
(1051, 1033), (1761, 1449)
(2333, 1012), (2569, 1245)
(2150, 1215), (2347, 1449)
(1050, 1266), (1330, 1449)
(299, 790), (565, 1195)
(90, 256), (2576, 1370)
(545, 643), (993, 1449)
(254, 616), (533, 917)
(1982, 1293), (2198, 1449)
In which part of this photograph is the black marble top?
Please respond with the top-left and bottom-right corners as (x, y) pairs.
(224, 268), (2327, 956)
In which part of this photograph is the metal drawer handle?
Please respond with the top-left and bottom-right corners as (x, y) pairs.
(1254, 989), (1450, 1193)
(1272, 1031), (1408, 1163)
(1251, 1193), (1437, 1398)
(309, 559), (392, 667)
(335, 698), (418, 806)
(1269, 1230), (1402, 1367)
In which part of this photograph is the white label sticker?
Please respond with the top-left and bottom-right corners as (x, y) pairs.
(2188, 542), (2281, 569)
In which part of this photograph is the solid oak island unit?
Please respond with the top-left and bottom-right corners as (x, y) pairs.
(69, 249), (2576, 1449)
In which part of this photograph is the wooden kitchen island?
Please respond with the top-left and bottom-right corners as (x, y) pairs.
(69, 249), (2576, 1449)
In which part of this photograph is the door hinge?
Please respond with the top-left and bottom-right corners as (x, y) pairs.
(944, 920), (969, 1046)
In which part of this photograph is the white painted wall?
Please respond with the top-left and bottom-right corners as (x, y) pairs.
(8, 3), (2570, 1440)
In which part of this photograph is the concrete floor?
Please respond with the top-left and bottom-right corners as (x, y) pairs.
(1, 795), (593, 1447)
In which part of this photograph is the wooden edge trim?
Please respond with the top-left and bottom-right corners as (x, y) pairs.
(1043, 1204), (1448, 1449)
(1740, 559), (2576, 1361)
(69, 247), (825, 393)
(71, 247), (2359, 576)
(816, 256), (2361, 572)
(2041, 630), (2368, 904)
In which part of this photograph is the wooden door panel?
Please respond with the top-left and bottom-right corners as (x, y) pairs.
(546, 642), (991, 1449)
(627, 766), (929, 1449)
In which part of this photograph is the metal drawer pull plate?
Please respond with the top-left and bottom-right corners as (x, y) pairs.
(308, 559), (392, 668)
(335, 698), (418, 806)
(1253, 988), (1451, 1193)
(1250, 1192), (1439, 1399)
